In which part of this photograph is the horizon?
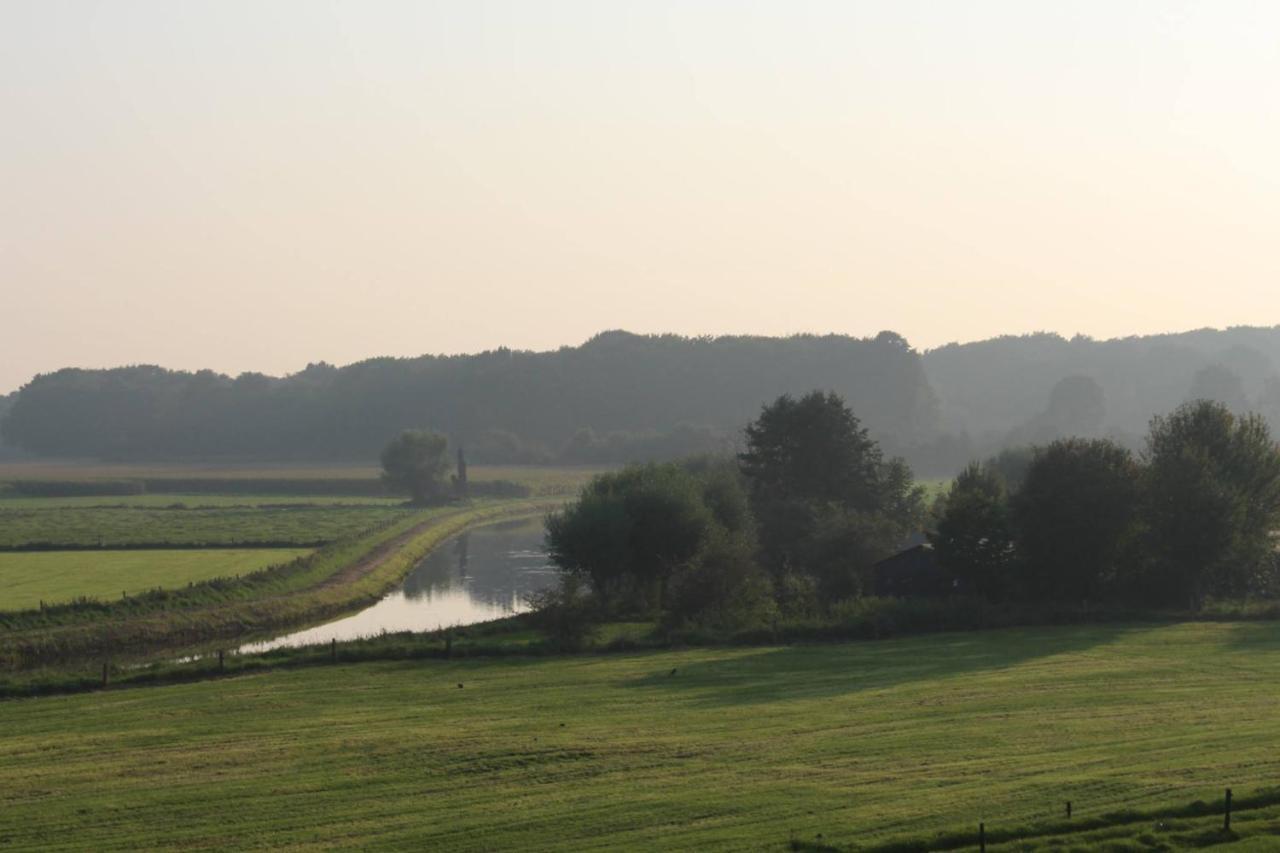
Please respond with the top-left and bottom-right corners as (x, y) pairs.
(6, 2), (1280, 394)
(6, 321), (1278, 394)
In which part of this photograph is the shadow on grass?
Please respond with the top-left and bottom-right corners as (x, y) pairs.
(621, 623), (1143, 707)
(1222, 620), (1280, 653)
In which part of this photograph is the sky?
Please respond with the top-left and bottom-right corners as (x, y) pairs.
(3, 1), (1280, 393)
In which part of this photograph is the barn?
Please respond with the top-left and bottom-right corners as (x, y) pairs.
(871, 543), (956, 598)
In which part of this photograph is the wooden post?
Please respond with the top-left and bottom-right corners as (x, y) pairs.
(1066, 801), (1072, 819)
(331, 638), (337, 664)
(101, 661), (109, 687)
(218, 649), (225, 671)
(1224, 788), (1232, 832)
(979, 822), (985, 852)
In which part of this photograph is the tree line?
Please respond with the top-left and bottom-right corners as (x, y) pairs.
(7, 326), (1280, 476)
(0, 331), (937, 466)
(933, 400), (1280, 609)
(542, 391), (927, 638)
(540, 393), (1280, 643)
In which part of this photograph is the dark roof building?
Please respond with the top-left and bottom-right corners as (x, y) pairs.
(871, 543), (955, 598)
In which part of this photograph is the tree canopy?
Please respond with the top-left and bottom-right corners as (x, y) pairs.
(380, 430), (451, 504)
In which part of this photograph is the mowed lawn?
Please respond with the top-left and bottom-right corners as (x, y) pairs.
(0, 549), (310, 611)
(3, 623), (1280, 850)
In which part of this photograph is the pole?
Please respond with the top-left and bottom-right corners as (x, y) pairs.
(1224, 788), (1232, 832)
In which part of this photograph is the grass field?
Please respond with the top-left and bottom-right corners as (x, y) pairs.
(0, 462), (606, 495)
(0, 494), (404, 509)
(0, 549), (311, 611)
(0, 505), (412, 548)
(3, 621), (1280, 850)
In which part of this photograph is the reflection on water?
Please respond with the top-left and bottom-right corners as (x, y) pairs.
(240, 517), (556, 653)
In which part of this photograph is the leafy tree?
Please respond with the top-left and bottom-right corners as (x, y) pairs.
(380, 430), (451, 504)
(666, 529), (775, 629)
(929, 463), (1015, 598)
(1142, 401), (1280, 607)
(740, 391), (883, 509)
(740, 391), (924, 597)
(545, 464), (715, 611)
(1014, 439), (1139, 603)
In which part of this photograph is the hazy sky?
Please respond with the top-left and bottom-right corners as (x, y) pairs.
(4, 1), (1280, 393)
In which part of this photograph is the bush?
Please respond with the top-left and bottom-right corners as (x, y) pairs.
(525, 577), (599, 651)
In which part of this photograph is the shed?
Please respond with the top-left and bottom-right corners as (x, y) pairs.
(871, 543), (954, 598)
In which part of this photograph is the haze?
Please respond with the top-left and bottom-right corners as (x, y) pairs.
(4, 0), (1279, 393)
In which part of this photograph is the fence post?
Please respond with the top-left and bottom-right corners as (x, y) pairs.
(101, 661), (109, 687)
(331, 638), (337, 664)
(1066, 800), (1072, 819)
(979, 821), (985, 852)
(218, 649), (225, 671)
(1224, 788), (1232, 832)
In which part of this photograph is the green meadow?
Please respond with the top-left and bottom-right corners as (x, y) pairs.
(0, 505), (412, 548)
(0, 549), (311, 612)
(3, 621), (1280, 850)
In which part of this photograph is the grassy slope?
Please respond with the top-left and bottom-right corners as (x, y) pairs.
(3, 622), (1280, 850)
(0, 500), (557, 666)
(0, 549), (311, 611)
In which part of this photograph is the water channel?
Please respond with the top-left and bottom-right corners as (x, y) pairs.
(239, 516), (556, 653)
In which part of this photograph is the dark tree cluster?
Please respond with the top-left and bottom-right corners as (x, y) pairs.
(544, 391), (925, 628)
(0, 332), (938, 466)
(930, 400), (1280, 609)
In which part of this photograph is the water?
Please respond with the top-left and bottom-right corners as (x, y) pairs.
(239, 517), (557, 653)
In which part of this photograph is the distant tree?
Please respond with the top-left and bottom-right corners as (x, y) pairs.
(929, 463), (1015, 599)
(983, 446), (1035, 495)
(453, 444), (469, 497)
(1005, 375), (1106, 446)
(1187, 364), (1248, 413)
(1258, 377), (1280, 435)
(1014, 439), (1140, 603)
(1142, 401), (1280, 607)
(380, 430), (451, 504)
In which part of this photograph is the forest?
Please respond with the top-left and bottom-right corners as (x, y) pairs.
(5, 326), (1280, 476)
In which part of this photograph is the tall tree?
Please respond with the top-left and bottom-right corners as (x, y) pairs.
(380, 430), (451, 504)
(929, 463), (1015, 599)
(1014, 439), (1139, 603)
(740, 391), (924, 596)
(1142, 401), (1280, 607)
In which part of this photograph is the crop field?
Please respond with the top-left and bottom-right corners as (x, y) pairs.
(3, 621), (1280, 850)
(0, 549), (311, 612)
(0, 505), (412, 548)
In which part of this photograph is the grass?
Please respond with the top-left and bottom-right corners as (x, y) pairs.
(0, 493), (404, 508)
(0, 461), (604, 493)
(0, 505), (412, 548)
(0, 499), (558, 667)
(0, 549), (311, 612)
(3, 621), (1280, 850)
